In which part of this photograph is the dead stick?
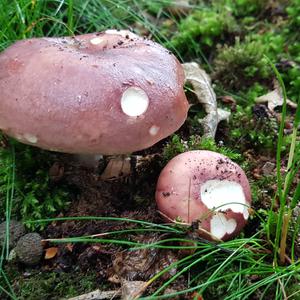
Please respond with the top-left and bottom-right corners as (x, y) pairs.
(67, 289), (121, 300)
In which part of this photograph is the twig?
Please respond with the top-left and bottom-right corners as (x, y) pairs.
(277, 278), (287, 300)
(67, 289), (121, 300)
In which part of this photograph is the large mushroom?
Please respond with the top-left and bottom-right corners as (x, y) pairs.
(155, 150), (251, 241)
(0, 30), (189, 155)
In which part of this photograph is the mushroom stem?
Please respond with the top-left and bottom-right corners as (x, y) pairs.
(74, 154), (103, 169)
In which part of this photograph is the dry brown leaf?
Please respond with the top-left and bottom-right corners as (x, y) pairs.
(121, 280), (148, 300)
(44, 247), (58, 260)
(112, 234), (177, 283)
(255, 85), (297, 112)
(67, 289), (121, 300)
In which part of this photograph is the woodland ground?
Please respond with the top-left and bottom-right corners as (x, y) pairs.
(0, 1), (300, 299)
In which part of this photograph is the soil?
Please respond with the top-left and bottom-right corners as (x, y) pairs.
(3, 107), (299, 300)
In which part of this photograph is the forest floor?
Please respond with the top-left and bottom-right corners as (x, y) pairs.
(0, 1), (299, 299)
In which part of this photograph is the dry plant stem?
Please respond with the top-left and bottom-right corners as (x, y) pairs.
(277, 278), (288, 300)
(279, 211), (292, 264)
(67, 289), (121, 300)
(131, 282), (150, 300)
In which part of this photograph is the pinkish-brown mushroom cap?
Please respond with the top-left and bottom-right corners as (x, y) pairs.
(0, 30), (188, 154)
(155, 150), (252, 241)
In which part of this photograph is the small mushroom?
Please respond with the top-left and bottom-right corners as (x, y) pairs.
(0, 30), (188, 155)
(155, 150), (251, 241)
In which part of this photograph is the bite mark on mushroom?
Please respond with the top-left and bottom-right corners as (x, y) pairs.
(121, 87), (149, 117)
(210, 213), (237, 239)
(200, 180), (246, 215)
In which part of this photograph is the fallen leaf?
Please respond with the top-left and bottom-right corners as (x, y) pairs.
(121, 279), (147, 300)
(45, 247), (58, 260)
(112, 234), (177, 281)
(183, 62), (230, 138)
(255, 82), (297, 112)
(67, 289), (121, 300)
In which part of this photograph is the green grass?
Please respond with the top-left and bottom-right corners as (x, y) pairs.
(1, 0), (300, 299)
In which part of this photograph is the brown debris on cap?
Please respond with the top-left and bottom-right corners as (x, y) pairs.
(0, 29), (188, 154)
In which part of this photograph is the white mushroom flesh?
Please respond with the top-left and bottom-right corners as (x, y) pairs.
(210, 213), (237, 239)
(200, 180), (247, 216)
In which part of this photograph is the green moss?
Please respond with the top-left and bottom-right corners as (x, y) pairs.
(168, 7), (237, 57)
(286, 0), (300, 28)
(228, 105), (277, 153)
(213, 38), (271, 91)
(225, 0), (269, 17)
(6, 268), (98, 300)
(0, 139), (69, 230)
(163, 135), (242, 163)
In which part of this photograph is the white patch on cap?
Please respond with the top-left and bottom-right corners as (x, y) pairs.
(210, 213), (237, 239)
(90, 37), (103, 45)
(105, 29), (136, 39)
(121, 87), (149, 117)
(200, 179), (247, 215)
(149, 125), (160, 136)
(24, 133), (38, 144)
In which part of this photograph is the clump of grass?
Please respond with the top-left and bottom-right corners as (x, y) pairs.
(28, 216), (300, 300)
(266, 59), (300, 265)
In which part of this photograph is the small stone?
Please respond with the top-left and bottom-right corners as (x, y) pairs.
(0, 220), (26, 248)
(261, 162), (275, 176)
(15, 233), (43, 265)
